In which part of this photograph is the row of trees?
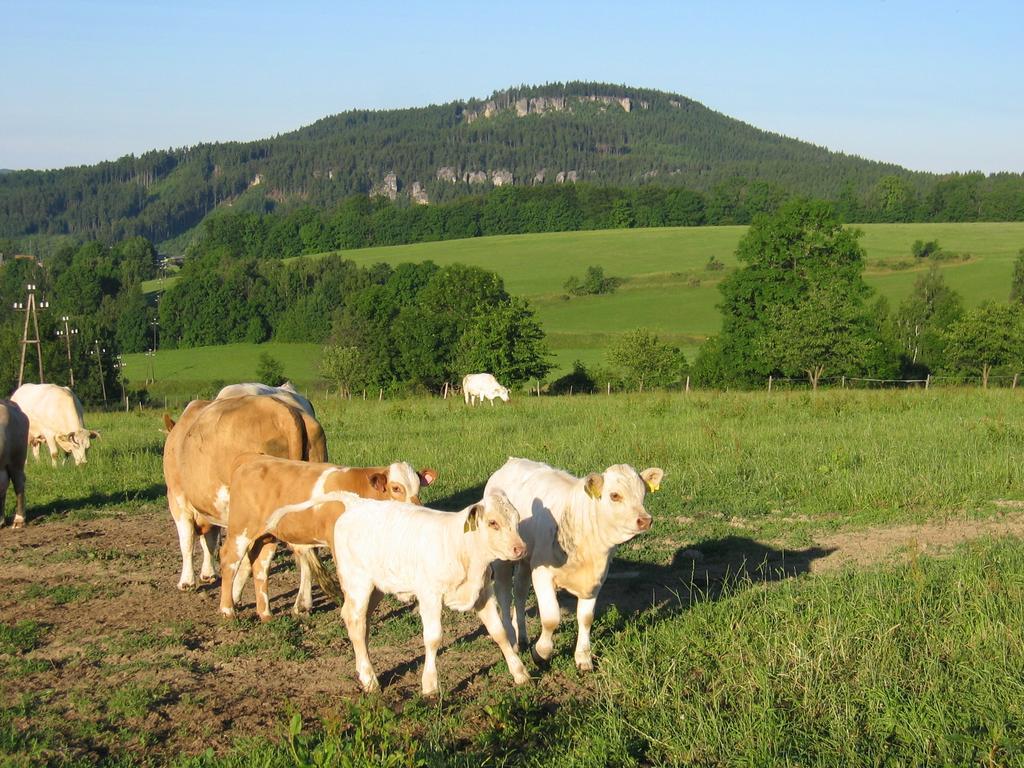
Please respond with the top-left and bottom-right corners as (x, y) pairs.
(684, 200), (1024, 390)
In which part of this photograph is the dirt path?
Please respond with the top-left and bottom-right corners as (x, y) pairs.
(2, 504), (1023, 761)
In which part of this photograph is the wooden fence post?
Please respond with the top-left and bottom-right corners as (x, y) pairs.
(768, 375), (773, 392)
(841, 376), (846, 389)
(1014, 373), (1019, 390)
(378, 388), (383, 401)
(685, 376), (690, 393)
(925, 374), (931, 390)
(607, 382), (611, 395)
(569, 385), (573, 396)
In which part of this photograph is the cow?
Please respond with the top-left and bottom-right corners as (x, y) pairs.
(328, 491), (530, 696)
(462, 373), (510, 406)
(220, 454), (437, 620)
(162, 395), (328, 590)
(0, 401), (29, 529)
(216, 381), (316, 418)
(484, 457), (664, 672)
(10, 383), (99, 467)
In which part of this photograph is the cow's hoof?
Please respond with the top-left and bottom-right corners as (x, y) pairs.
(258, 612), (273, 623)
(177, 582), (195, 592)
(530, 646), (551, 670)
(11, 519), (24, 530)
(575, 659), (594, 673)
(360, 677), (380, 694)
(219, 607), (235, 619)
(199, 574), (217, 584)
(516, 638), (530, 652)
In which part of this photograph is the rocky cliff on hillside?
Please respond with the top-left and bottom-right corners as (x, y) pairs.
(464, 93), (649, 124)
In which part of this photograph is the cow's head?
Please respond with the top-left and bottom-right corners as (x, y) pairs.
(580, 464), (664, 544)
(55, 429), (99, 466)
(496, 386), (510, 403)
(370, 462), (438, 504)
(464, 490), (525, 561)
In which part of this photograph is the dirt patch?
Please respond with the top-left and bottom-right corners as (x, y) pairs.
(809, 510), (1024, 573)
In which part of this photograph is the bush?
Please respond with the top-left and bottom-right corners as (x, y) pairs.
(256, 352), (286, 386)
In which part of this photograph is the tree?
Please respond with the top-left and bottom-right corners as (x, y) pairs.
(943, 303), (1024, 387)
(606, 328), (687, 391)
(1009, 249), (1024, 304)
(715, 198), (877, 386)
(319, 345), (367, 396)
(759, 284), (879, 389)
(454, 297), (552, 386)
(894, 264), (962, 372)
(256, 352), (286, 386)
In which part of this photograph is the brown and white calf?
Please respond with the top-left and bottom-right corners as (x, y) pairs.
(331, 491), (529, 696)
(220, 454), (436, 619)
(162, 395), (328, 590)
(485, 457), (663, 671)
(0, 400), (29, 528)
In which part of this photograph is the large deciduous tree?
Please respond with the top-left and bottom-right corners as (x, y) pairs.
(942, 303), (1024, 387)
(606, 329), (688, 391)
(454, 297), (551, 386)
(894, 264), (962, 373)
(709, 198), (879, 386)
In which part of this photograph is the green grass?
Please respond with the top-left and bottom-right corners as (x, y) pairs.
(8, 389), (1024, 764)
(139, 222), (1024, 384)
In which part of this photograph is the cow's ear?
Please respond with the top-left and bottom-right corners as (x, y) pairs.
(583, 473), (603, 499)
(418, 467), (437, 486)
(464, 503), (482, 533)
(640, 467), (664, 493)
(88, 430), (100, 440)
(370, 473), (388, 493)
(61, 432), (79, 447)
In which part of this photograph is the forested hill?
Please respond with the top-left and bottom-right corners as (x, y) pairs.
(0, 81), (1014, 245)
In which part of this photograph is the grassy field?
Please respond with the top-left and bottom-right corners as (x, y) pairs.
(136, 222), (1024, 386)
(3, 389), (1024, 765)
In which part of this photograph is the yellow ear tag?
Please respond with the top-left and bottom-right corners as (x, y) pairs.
(585, 482), (601, 500)
(464, 513), (478, 533)
(645, 480), (660, 493)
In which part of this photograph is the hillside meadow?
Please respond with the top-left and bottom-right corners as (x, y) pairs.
(3, 389), (1024, 765)
(135, 222), (1024, 386)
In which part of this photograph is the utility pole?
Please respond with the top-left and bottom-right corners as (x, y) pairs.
(114, 355), (126, 408)
(56, 315), (79, 387)
(93, 341), (108, 405)
(148, 315), (160, 385)
(13, 282), (49, 387)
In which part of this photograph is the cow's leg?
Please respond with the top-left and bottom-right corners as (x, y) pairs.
(418, 592), (444, 697)
(44, 434), (59, 467)
(512, 562), (531, 650)
(475, 586), (530, 685)
(492, 560), (517, 646)
(198, 527), (219, 583)
(172, 503), (197, 590)
(0, 471), (8, 527)
(30, 440), (41, 463)
(464, 390), (470, 405)
(573, 596), (597, 671)
(340, 578), (378, 692)
(292, 545), (314, 617)
(12, 467), (25, 529)
(531, 569), (560, 667)
(252, 539), (278, 621)
(219, 530), (252, 617)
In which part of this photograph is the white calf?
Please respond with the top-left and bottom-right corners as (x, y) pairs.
(485, 457), (663, 671)
(332, 491), (529, 696)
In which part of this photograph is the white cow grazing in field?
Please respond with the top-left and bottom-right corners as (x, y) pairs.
(462, 373), (510, 406)
(216, 381), (316, 418)
(0, 400), (29, 528)
(485, 457), (664, 671)
(330, 491), (530, 696)
(10, 383), (98, 466)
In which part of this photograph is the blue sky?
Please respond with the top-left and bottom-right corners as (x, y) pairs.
(2, 0), (1021, 173)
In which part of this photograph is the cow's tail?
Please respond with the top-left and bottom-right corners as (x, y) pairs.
(293, 547), (344, 606)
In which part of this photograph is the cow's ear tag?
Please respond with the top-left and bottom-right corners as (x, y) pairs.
(645, 480), (659, 493)
(584, 474), (603, 499)
(464, 505), (481, 533)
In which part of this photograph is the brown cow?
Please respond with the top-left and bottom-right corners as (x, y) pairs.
(220, 454), (437, 619)
(163, 396), (328, 590)
(0, 400), (29, 528)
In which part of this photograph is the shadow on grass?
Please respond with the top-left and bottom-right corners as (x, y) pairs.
(427, 483), (487, 512)
(599, 537), (836, 622)
(28, 483), (167, 522)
